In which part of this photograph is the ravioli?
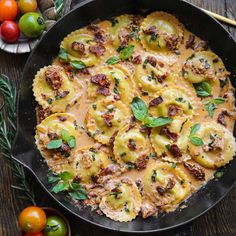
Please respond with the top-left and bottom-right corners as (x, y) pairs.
(149, 86), (196, 119)
(87, 64), (135, 104)
(74, 146), (110, 184)
(86, 98), (131, 144)
(188, 122), (236, 168)
(183, 51), (229, 84)
(143, 162), (191, 211)
(108, 14), (142, 50)
(61, 26), (110, 67)
(99, 178), (142, 222)
(134, 55), (172, 94)
(150, 118), (191, 163)
(140, 11), (184, 52)
(33, 65), (81, 112)
(113, 124), (151, 168)
(35, 113), (79, 174)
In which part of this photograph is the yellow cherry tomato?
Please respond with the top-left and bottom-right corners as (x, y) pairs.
(18, 0), (37, 14)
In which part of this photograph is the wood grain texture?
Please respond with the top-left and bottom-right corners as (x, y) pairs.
(0, 1), (235, 235)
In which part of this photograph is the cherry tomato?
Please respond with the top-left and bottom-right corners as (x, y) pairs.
(44, 216), (67, 236)
(18, 0), (37, 14)
(0, 0), (18, 21)
(18, 206), (47, 233)
(25, 232), (44, 236)
(19, 12), (45, 38)
(0, 20), (20, 43)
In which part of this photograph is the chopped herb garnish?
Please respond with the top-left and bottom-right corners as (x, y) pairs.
(126, 162), (135, 170)
(47, 98), (53, 104)
(120, 152), (127, 157)
(92, 104), (97, 110)
(215, 171), (223, 178)
(110, 18), (119, 27)
(166, 144), (171, 151)
(172, 163), (177, 168)
(151, 170), (157, 182)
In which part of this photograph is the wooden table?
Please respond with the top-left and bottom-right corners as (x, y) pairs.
(0, 0), (235, 235)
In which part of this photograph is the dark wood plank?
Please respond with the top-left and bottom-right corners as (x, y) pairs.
(0, 1), (236, 235)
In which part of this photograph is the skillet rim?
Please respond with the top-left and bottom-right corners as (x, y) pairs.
(12, 0), (236, 233)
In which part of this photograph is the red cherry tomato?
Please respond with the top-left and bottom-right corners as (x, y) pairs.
(0, 20), (20, 43)
(25, 232), (44, 236)
(0, 0), (18, 21)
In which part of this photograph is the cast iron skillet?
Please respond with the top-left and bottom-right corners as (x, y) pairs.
(12, 0), (236, 233)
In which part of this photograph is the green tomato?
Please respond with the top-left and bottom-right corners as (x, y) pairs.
(19, 12), (46, 38)
(44, 216), (67, 236)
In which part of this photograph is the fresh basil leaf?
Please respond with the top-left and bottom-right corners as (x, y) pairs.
(48, 175), (60, 183)
(61, 129), (70, 142)
(67, 136), (76, 148)
(131, 97), (148, 121)
(190, 137), (204, 146)
(47, 139), (62, 149)
(70, 60), (86, 70)
(52, 182), (69, 193)
(68, 191), (88, 200)
(205, 102), (216, 118)
(59, 171), (74, 181)
(69, 183), (88, 200)
(213, 97), (225, 104)
(106, 56), (120, 65)
(194, 81), (212, 97)
(144, 117), (173, 127)
(119, 45), (134, 60)
(190, 123), (201, 136)
(59, 48), (69, 61)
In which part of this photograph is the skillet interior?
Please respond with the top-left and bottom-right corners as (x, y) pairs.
(12, 0), (236, 233)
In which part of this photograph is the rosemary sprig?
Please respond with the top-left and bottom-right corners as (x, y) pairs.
(0, 74), (36, 205)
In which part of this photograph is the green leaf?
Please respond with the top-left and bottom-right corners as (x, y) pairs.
(194, 81), (212, 97)
(144, 117), (173, 127)
(205, 102), (216, 118)
(190, 137), (204, 146)
(106, 56), (120, 65)
(190, 123), (201, 136)
(131, 97), (148, 121)
(213, 97), (225, 104)
(61, 129), (70, 141)
(67, 136), (76, 148)
(69, 183), (88, 200)
(61, 129), (76, 148)
(48, 175), (60, 183)
(47, 139), (62, 149)
(119, 45), (135, 60)
(59, 171), (73, 181)
(52, 182), (69, 193)
(58, 48), (69, 61)
(70, 60), (86, 70)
